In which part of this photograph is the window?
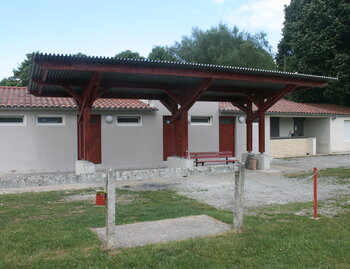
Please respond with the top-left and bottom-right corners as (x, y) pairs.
(270, 117), (280, 138)
(37, 115), (64, 125)
(345, 120), (350, 141)
(190, 116), (212, 125)
(0, 115), (25, 126)
(116, 115), (142, 126)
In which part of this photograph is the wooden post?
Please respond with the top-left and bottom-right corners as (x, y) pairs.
(246, 101), (253, 153)
(313, 167), (318, 220)
(106, 170), (116, 248)
(258, 109), (265, 153)
(173, 110), (189, 158)
(233, 162), (245, 231)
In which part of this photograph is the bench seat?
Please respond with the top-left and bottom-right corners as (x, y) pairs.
(190, 151), (238, 166)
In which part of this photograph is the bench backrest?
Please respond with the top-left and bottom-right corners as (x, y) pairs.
(190, 151), (233, 159)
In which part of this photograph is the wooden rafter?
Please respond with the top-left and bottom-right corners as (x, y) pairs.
(62, 85), (82, 104)
(172, 78), (213, 122)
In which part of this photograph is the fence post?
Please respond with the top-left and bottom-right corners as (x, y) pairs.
(313, 167), (318, 220)
(106, 169), (116, 248)
(233, 162), (245, 231)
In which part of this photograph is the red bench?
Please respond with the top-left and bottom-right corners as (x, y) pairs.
(189, 151), (238, 166)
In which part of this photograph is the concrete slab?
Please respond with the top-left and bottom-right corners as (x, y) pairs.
(91, 215), (231, 248)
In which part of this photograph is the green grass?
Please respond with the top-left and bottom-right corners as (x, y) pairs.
(285, 166), (350, 184)
(0, 189), (349, 269)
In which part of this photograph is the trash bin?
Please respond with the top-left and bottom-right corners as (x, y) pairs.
(248, 158), (257, 170)
(96, 191), (107, 206)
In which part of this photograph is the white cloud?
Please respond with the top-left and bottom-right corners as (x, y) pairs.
(224, 0), (290, 31)
(222, 0), (291, 50)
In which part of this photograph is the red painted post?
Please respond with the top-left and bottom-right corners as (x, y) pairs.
(246, 117), (253, 152)
(258, 110), (265, 153)
(313, 167), (318, 219)
(173, 110), (188, 158)
(246, 101), (253, 153)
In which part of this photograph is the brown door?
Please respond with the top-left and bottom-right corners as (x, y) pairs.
(219, 116), (235, 155)
(90, 115), (102, 164)
(163, 116), (174, 161)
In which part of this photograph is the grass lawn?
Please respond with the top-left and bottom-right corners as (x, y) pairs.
(0, 188), (349, 269)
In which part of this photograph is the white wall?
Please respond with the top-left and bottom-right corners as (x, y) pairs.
(188, 102), (219, 152)
(0, 111), (77, 172)
(0, 102), (272, 172)
(304, 117), (331, 154)
(329, 117), (350, 153)
(101, 110), (164, 169)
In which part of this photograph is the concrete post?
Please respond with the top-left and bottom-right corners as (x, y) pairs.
(105, 170), (116, 248)
(233, 162), (245, 231)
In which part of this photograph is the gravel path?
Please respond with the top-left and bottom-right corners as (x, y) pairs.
(117, 170), (349, 210)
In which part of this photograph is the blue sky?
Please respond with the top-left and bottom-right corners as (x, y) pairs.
(0, 0), (290, 80)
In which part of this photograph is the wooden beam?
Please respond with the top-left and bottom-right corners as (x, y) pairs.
(37, 70), (48, 96)
(160, 97), (178, 114)
(246, 100), (253, 153)
(78, 72), (103, 122)
(62, 85), (82, 104)
(96, 86), (112, 99)
(259, 84), (298, 113)
(36, 61), (330, 88)
(172, 78), (213, 121)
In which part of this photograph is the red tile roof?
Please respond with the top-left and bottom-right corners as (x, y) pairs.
(220, 99), (350, 115)
(0, 86), (157, 111)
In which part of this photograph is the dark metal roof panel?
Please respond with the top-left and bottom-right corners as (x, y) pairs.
(30, 52), (337, 85)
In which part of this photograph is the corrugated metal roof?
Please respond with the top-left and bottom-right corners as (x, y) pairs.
(30, 52), (337, 82)
(28, 53), (337, 102)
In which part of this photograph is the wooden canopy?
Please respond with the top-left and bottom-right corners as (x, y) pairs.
(29, 53), (336, 163)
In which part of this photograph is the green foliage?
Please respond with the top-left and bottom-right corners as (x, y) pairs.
(157, 23), (276, 69)
(0, 53), (33, 87)
(0, 76), (18, 86)
(115, 50), (145, 59)
(148, 46), (178, 61)
(277, 0), (350, 106)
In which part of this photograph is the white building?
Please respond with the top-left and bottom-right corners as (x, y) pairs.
(1, 86), (349, 172)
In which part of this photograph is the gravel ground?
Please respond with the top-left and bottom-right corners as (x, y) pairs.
(1, 155), (349, 210)
(117, 170), (349, 210)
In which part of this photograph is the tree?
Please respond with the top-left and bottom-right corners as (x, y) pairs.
(114, 50), (145, 59)
(276, 0), (350, 106)
(160, 23), (276, 70)
(0, 53), (33, 87)
(148, 46), (178, 61)
(0, 52), (89, 87)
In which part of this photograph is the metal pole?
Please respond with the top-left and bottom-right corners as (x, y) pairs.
(313, 167), (318, 220)
(234, 162), (245, 231)
(106, 169), (116, 248)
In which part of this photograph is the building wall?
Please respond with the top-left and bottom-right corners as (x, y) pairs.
(304, 117), (331, 154)
(0, 102), (272, 172)
(270, 137), (316, 158)
(101, 110), (164, 169)
(188, 102), (219, 152)
(329, 117), (350, 153)
(0, 111), (77, 172)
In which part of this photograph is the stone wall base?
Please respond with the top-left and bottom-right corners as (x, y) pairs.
(75, 160), (96, 175)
